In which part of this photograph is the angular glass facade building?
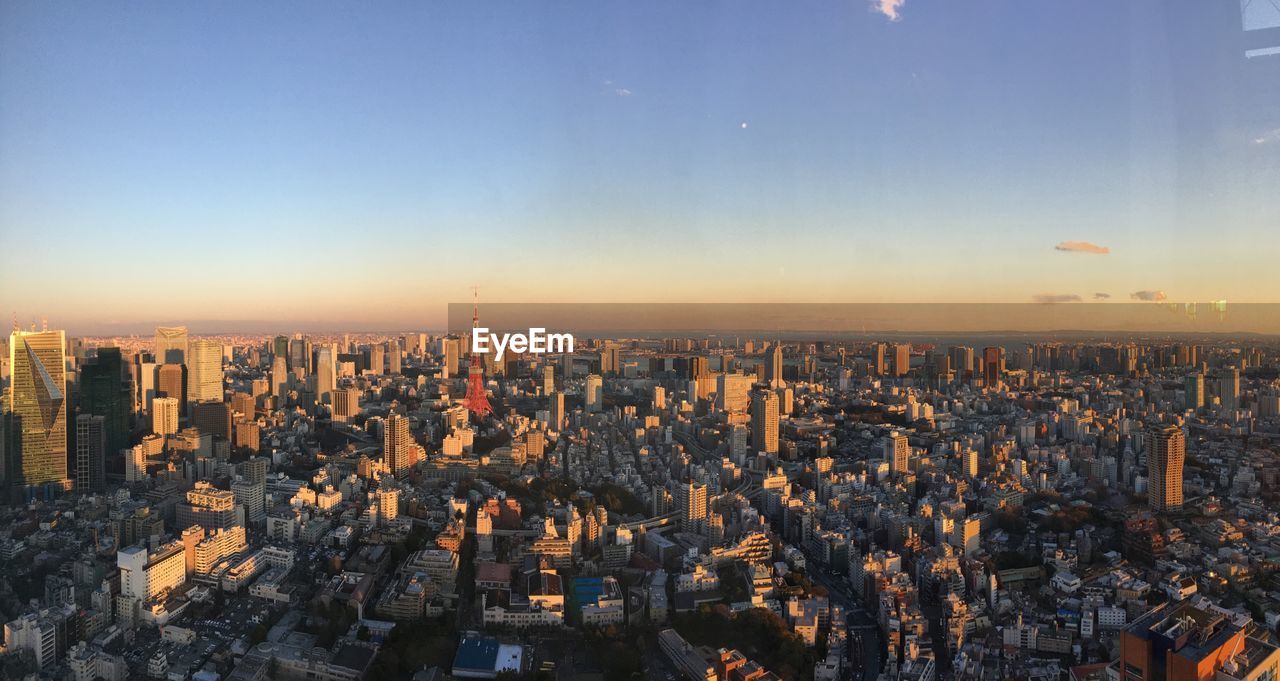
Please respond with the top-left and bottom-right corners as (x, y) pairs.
(5, 330), (69, 488)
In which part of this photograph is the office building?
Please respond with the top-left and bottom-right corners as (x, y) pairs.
(5, 330), (68, 487)
(74, 414), (106, 494)
(187, 339), (223, 405)
(715, 372), (751, 414)
(894, 343), (911, 377)
(585, 374), (603, 413)
(550, 392), (566, 430)
(118, 540), (185, 602)
(1218, 368), (1240, 411)
(191, 401), (232, 441)
(886, 431), (910, 475)
(271, 356), (289, 400)
(982, 346), (1004, 388)
(1119, 601), (1278, 681)
(872, 342), (887, 376)
(154, 326), (188, 365)
(79, 347), (130, 457)
(156, 363), (186, 415)
(768, 344), (784, 387)
(388, 342), (402, 375)
(176, 481), (237, 531)
(750, 388), (779, 454)
(315, 346), (336, 405)
(333, 387), (360, 423)
(152, 397), (180, 436)
(541, 364), (555, 395)
(1184, 373), (1205, 410)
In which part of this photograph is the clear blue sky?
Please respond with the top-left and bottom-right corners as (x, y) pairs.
(1, 1), (1277, 332)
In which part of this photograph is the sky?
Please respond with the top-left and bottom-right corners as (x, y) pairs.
(1, 1), (1278, 333)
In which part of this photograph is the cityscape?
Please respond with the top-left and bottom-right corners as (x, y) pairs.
(3, 320), (1280, 681)
(3, 2), (1280, 681)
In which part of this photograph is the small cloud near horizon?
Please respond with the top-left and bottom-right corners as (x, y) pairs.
(1094, 292), (1111, 300)
(1130, 290), (1167, 302)
(1253, 128), (1280, 145)
(1033, 293), (1082, 304)
(871, 0), (905, 21)
(1054, 240), (1110, 255)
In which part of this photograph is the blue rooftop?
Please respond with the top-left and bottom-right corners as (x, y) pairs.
(453, 635), (499, 672)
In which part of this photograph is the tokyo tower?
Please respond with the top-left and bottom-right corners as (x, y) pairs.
(463, 287), (493, 417)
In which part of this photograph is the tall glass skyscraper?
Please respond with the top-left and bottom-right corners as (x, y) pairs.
(5, 330), (69, 488)
(154, 326), (189, 365)
(80, 347), (131, 457)
(188, 339), (224, 405)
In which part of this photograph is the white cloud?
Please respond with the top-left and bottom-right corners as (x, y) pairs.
(1252, 128), (1280, 145)
(615, 88), (632, 97)
(1054, 240), (1110, 255)
(870, 0), (905, 21)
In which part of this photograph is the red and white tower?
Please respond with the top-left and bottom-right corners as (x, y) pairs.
(463, 287), (493, 417)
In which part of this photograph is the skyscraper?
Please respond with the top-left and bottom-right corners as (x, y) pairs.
(750, 388), (779, 454)
(5, 330), (69, 488)
(872, 342), (887, 377)
(74, 414), (106, 493)
(290, 336), (309, 374)
(388, 342), (402, 375)
(1217, 368), (1239, 411)
(79, 347), (130, 457)
(136, 357), (158, 414)
(541, 364), (555, 396)
(585, 374), (603, 413)
(949, 346), (974, 380)
(315, 346), (336, 405)
(961, 448), (978, 478)
(675, 481), (708, 533)
(1183, 373), (1204, 410)
(550, 391), (566, 430)
(894, 343), (911, 377)
(191, 401), (232, 440)
(272, 336), (289, 365)
(271, 356), (289, 400)
(982, 346), (1004, 389)
(1147, 424), (1184, 513)
(333, 387), (360, 423)
(187, 339), (223, 405)
(443, 337), (460, 378)
(689, 356), (709, 381)
(715, 372), (751, 414)
(157, 363), (186, 415)
(154, 326), (188, 364)
(384, 413), (414, 478)
(768, 344), (784, 387)
(599, 346), (619, 375)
